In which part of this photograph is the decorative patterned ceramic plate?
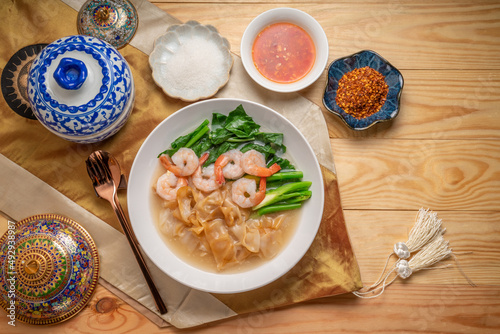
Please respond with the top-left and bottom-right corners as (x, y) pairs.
(0, 214), (99, 325)
(77, 0), (138, 49)
(323, 50), (404, 130)
(149, 20), (233, 102)
(1, 44), (47, 120)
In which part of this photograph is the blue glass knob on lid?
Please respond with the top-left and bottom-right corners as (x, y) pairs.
(53, 58), (88, 90)
(27, 35), (135, 143)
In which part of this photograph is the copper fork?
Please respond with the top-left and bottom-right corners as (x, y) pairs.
(86, 150), (168, 314)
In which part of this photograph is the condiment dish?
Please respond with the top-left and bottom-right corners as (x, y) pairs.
(323, 50), (404, 130)
(149, 21), (233, 102)
(241, 8), (328, 93)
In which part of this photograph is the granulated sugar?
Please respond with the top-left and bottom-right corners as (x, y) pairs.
(160, 35), (230, 100)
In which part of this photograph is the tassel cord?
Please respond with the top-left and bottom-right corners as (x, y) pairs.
(360, 252), (395, 291)
(352, 267), (398, 299)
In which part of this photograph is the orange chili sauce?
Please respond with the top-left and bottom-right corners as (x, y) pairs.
(252, 22), (316, 84)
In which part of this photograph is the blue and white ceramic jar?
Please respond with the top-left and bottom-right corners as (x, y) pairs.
(28, 35), (135, 143)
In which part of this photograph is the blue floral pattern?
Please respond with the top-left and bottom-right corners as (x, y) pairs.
(28, 35), (133, 142)
(323, 50), (404, 130)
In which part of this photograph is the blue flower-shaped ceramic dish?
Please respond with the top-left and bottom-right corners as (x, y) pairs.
(323, 50), (403, 130)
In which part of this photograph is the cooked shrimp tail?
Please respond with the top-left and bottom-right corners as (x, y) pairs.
(242, 149), (281, 177)
(159, 154), (175, 171)
(199, 152), (209, 166)
(214, 154), (228, 184)
(249, 162), (281, 177)
(267, 163), (281, 176)
(214, 149), (245, 185)
(231, 177), (267, 208)
(254, 177), (267, 205)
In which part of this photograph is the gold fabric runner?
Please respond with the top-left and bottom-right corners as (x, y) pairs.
(0, 0), (362, 327)
(0, 0), (188, 232)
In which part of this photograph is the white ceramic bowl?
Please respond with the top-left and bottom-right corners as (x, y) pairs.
(128, 98), (324, 293)
(150, 21), (233, 101)
(241, 8), (329, 93)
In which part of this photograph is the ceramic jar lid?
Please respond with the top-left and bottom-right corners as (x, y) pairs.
(0, 214), (99, 325)
(27, 35), (135, 143)
(77, 0), (138, 49)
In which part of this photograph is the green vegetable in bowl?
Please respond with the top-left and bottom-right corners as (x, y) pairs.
(157, 104), (311, 214)
(159, 104), (294, 169)
(253, 179), (312, 215)
(157, 119), (210, 157)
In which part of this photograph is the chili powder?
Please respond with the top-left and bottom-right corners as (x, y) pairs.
(335, 66), (388, 119)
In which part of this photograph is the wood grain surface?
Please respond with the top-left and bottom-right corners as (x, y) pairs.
(4, 0), (500, 333)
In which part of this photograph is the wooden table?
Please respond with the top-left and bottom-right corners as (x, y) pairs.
(7, 0), (500, 333)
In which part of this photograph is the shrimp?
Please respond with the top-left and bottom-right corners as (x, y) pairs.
(214, 149), (245, 184)
(159, 147), (199, 177)
(156, 171), (188, 201)
(231, 177), (266, 208)
(192, 164), (222, 192)
(241, 149), (281, 177)
(192, 151), (220, 192)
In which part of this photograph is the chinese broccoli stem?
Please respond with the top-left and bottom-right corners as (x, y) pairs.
(227, 137), (255, 143)
(266, 179), (302, 190)
(266, 171), (303, 182)
(257, 203), (302, 216)
(185, 123), (210, 148)
(253, 181), (312, 210)
(157, 119), (210, 157)
(278, 191), (312, 204)
(266, 190), (312, 204)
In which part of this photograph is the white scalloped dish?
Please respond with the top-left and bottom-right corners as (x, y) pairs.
(149, 21), (233, 101)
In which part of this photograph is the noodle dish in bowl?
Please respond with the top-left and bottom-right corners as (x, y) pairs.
(128, 98), (324, 293)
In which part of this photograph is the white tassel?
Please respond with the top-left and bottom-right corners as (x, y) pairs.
(407, 235), (452, 273)
(354, 235), (453, 298)
(353, 209), (473, 299)
(404, 208), (446, 255)
(357, 208), (445, 291)
(394, 235), (452, 280)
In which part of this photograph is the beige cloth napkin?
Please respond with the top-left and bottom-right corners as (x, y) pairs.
(0, 0), (345, 328)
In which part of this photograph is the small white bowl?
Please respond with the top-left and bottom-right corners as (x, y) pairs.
(241, 8), (328, 93)
(150, 21), (233, 102)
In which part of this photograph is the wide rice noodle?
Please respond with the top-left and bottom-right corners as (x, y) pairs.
(158, 183), (284, 271)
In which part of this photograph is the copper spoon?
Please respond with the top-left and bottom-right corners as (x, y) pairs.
(85, 150), (168, 314)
